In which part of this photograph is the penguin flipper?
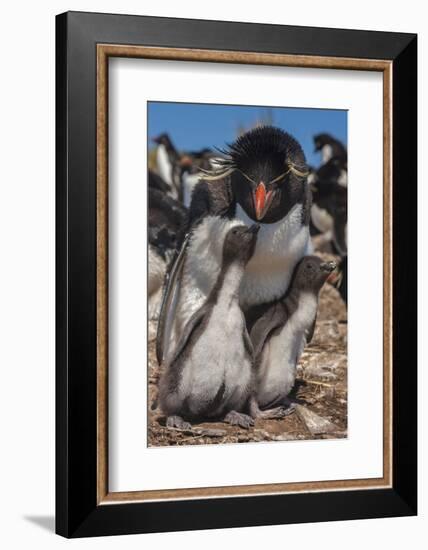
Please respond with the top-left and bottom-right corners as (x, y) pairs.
(250, 303), (287, 359)
(156, 233), (190, 365)
(306, 316), (317, 345)
(166, 302), (210, 367)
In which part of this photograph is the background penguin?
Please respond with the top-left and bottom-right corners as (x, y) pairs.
(152, 133), (183, 200)
(181, 169), (200, 209)
(158, 224), (260, 430)
(179, 149), (214, 208)
(148, 186), (187, 232)
(148, 187), (188, 321)
(310, 134), (348, 255)
(157, 126), (312, 365)
(148, 169), (173, 195)
(310, 173), (347, 255)
(313, 133), (347, 165)
(250, 256), (336, 411)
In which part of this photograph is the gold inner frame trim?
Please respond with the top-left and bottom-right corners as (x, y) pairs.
(96, 44), (393, 505)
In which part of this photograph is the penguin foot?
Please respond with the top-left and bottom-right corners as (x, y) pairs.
(280, 403), (296, 416)
(257, 405), (296, 419)
(224, 411), (255, 429)
(249, 397), (296, 419)
(166, 415), (192, 431)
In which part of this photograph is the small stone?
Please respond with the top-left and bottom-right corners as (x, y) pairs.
(253, 429), (274, 440)
(271, 433), (296, 441)
(295, 404), (338, 435)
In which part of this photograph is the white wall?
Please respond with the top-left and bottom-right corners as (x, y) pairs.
(0, 1), (425, 548)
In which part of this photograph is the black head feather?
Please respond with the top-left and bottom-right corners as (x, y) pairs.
(216, 126), (310, 224)
(218, 126), (307, 175)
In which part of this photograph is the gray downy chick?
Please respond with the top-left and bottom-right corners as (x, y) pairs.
(158, 223), (260, 430)
(250, 255), (336, 415)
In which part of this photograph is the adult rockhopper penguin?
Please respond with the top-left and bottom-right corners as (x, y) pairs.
(157, 126), (312, 364)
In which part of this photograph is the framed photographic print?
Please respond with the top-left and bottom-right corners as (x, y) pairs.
(56, 11), (417, 538)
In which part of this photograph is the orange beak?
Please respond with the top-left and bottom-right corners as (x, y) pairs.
(254, 182), (273, 221)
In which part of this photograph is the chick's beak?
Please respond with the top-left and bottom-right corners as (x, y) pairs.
(320, 261), (337, 273)
(254, 182), (274, 221)
(247, 223), (260, 235)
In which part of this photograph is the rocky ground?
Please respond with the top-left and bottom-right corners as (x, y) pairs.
(148, 248), (347, 447)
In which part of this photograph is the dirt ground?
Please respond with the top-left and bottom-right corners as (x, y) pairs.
(148, 248), (347, 447)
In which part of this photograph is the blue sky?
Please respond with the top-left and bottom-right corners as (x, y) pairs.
(148, 102), (347, 168)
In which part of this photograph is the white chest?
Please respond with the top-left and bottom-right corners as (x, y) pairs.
(338, 169), (348, 187)
(156, 145), (174, 189)
(182, 173), (201, 208)
(236, 204), (311, 307)
(321, 144), (333, 163)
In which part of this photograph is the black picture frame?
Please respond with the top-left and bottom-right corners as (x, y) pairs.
(56, 10), (417, 538)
